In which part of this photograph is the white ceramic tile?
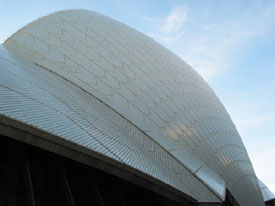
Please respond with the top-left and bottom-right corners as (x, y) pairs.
(1, 10), (266, 206)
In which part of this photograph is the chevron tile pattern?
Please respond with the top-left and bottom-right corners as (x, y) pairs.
(2, 10), (264, 205)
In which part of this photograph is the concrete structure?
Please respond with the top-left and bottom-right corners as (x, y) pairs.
(259, 179), (275, 205)
(0, 9), (272, 205)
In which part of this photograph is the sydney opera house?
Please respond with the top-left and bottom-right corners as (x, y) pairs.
(0, 10), (274, 206)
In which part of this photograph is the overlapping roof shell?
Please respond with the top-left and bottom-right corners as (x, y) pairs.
(0, 9), (269, 206)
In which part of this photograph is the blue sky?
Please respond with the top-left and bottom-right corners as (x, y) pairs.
(1, 0), (274, 194)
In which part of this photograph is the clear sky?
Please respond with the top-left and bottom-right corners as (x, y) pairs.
(1, 0), (274, 194)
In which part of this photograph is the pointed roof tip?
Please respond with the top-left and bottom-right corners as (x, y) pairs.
(258, 179), (275, 202)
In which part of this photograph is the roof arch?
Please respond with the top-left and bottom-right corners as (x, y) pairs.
(3, 9), (264, 205)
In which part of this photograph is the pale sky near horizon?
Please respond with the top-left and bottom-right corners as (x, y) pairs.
(0, 0), (274, 194)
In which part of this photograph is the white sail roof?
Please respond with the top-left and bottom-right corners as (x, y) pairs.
(1, 10), (265, 205)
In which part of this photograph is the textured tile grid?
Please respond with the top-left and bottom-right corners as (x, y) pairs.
(2, 10), (264, 205)
(258, 179), (275, 202)
(0, 49), (219, 202)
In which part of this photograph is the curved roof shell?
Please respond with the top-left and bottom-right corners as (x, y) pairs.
(2, 10), (264, 205)
(258, 179), (275, 202)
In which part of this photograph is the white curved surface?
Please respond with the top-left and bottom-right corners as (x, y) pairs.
(3, 10), (264, 205)
(0, 45), (220, 202)
(258, 179), (275, 202)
